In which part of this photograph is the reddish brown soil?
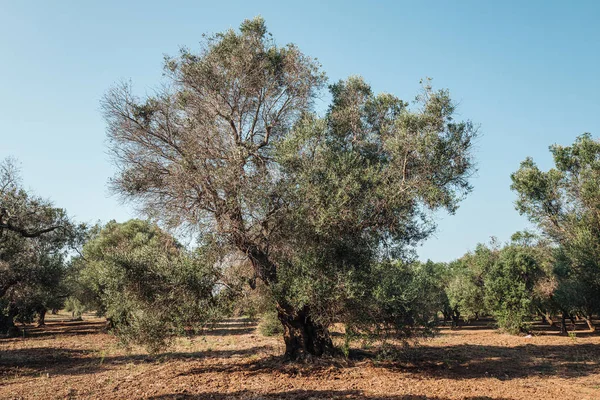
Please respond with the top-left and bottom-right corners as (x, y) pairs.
(1, 312), (599, 399)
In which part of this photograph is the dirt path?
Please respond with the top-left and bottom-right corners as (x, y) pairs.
(1, 313), (599, 399)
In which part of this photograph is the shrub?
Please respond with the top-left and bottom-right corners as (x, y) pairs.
(258, 309), (283, 337)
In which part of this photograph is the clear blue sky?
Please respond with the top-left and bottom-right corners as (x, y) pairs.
(1, 1), (598, 261)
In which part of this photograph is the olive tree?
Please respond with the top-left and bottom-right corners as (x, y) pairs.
(511, 133), (600, 331)
(446, 243), (496, 324)
(103, 17), (477, 359)
(484, 243), (542, 333)
(74, 219), (224, 352)
(0, 158), (77, 334)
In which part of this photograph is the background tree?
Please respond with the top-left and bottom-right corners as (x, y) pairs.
(103, 17), (477, 359)
(73, 219), (224, 353)
(483, 239), (543, 333)
(0, 157), (78, 335)
(445, 243), (496, 324)
(511, 133), (600, 332)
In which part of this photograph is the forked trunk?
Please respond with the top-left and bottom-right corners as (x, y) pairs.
(244, 246), (335, 360)
(277, 304), (335, 360)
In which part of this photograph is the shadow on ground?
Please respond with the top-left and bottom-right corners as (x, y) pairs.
(1, 318), (599, 382)
(0, 345), (274, 379)
(1, 319), (108, 341)
(147, 390), (512, 399)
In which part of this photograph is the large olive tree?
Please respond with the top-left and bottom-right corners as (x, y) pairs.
(103, 17), (477, 359)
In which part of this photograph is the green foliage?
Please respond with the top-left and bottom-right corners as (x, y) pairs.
(446, 244), (495, 321)
(484, 244), (540, 333)
(74, 220), (223, 353)
(444, 234), (555, 333)
(511, 134), (600, 320)
(64, 297), (86, 318)
(258, 309), (283, 337)
(0, 157), (79, 333)
(268, 75), (478, 341)
(340, 260), (445, 343)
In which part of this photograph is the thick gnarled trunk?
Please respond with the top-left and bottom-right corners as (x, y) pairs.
(277, 304), (335, 360)
(241, 238), (335, 360)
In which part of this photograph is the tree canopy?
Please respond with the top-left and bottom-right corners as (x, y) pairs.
(102, 16), (478, 359)
(512, 133), (600, 329)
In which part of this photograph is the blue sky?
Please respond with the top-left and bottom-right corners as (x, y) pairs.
(1, 1), (598, 261)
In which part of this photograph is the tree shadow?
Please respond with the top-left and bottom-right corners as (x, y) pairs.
(147, 390), (511, 399)
(373, 342), (600, 380)
(528, 319), (600, 337)
(201, 326), (257, 336)
(0, 319), (107, 341)
(2, 318), (599, 382)
(440, 318), (600, 337)
(0, 345), (274, 379)
(176, 340), (600, 381)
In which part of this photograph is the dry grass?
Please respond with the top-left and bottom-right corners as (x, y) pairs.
(1, 312), (599, 399)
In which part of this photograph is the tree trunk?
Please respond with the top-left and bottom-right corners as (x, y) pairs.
(569, 314), (576, 331)
(560, 311), (568, 335)
(584, 315), (596, 332)
(0, 304), (17, 337)
(236, 237), (334, 360)
(451, 308), (461, 329)
(37, 308), (46, 327)
(541, 311), (554, 327)
(441, 310), (451, 322)
(277, 304), (335, 360)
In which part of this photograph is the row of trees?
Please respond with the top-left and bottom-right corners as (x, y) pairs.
(414, 133), (600, 335)
(441, 232), (597, 334)
(1, 17), (597, 360)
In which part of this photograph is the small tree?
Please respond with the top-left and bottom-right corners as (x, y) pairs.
(484, 243), (541, 333)
(74, 220), (223, 353)
(446, 243), (496, 324)
(103, 17), (477, 359)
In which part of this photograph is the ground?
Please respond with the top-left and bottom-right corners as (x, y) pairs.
(1, 313), (599, 400)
